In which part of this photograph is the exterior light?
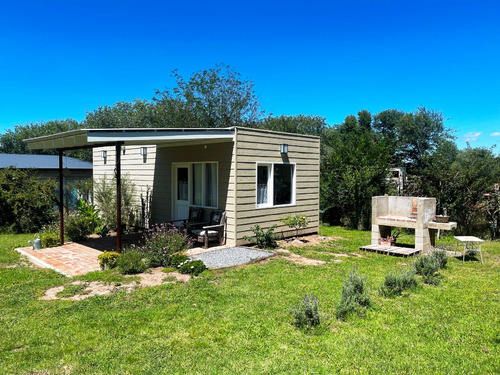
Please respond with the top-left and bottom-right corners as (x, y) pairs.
(140, 147), (147, 156)
(101, 150), (107, 158)
(280, 144), (288, 154)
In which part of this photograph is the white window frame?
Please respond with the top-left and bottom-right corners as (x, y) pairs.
(255, 162), (296, 208)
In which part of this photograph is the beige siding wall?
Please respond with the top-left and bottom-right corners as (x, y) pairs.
(93, 145), (156, 209)
(151, 141), (236, 246)
(235, 127), (320, 244)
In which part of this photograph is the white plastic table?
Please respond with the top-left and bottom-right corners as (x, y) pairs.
(454, 236), (484, 263)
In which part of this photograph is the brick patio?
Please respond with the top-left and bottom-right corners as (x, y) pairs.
(15, 233), (143, 277)
(15, 233), (228, 277)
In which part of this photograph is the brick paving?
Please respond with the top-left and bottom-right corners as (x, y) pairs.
(15, 233), (227, 277)
(15, 233), (144, 277)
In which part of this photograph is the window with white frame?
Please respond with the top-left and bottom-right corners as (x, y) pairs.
(192, 162), (218, 207)
(256, 163), (295, 207)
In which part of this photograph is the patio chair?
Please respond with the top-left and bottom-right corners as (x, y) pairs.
(172, 206), (205, 230)
(191, 210), (227, 249)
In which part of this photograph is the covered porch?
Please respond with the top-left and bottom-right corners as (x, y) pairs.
(25, 127), (236, 252)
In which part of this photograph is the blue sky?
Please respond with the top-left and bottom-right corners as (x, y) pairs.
(0, 0), (499, 149)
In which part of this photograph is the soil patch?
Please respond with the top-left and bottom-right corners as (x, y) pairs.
(278, 234), (344, 248)
(39, 268), (190, 301)
(275, 249), (326, 266)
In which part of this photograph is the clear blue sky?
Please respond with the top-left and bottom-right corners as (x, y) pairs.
(1, 0), (499, 149)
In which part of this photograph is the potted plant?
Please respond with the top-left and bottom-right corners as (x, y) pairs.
(379, 229), (402, 246)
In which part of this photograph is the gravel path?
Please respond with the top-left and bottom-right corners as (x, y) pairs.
(189, 247), (275, 269)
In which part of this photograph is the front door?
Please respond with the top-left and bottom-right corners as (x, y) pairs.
(173, 164), (190, 220)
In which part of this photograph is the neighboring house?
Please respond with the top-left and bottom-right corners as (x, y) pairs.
(26, 127), (320, 246)
(0, 153), (93, 206)
(0, 153), (92, 181)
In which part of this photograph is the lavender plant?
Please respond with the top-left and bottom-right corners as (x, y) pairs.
(137, 223), (193, 267)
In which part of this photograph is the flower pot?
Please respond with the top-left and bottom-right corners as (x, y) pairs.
(379, 238), (396, 246)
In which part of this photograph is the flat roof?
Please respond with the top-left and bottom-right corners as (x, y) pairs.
(0, 153), (92, 169)
(25, 127), (236, 150)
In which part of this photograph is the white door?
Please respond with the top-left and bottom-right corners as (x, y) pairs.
(173, 164), (190, 220)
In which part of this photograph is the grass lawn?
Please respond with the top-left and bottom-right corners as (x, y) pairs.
(0, 227), (499, 374)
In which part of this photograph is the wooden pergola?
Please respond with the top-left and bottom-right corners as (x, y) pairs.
(25, 128), (235, 253)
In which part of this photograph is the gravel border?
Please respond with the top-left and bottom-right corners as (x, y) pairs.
(189, 247), (275, 269)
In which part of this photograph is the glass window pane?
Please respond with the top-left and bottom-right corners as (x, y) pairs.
(274, 164), (293, 205)
(257, 165), (268, 205)
(205, 163), (217, 207)
(177, 167), (188, 201)
(192, 164), (203, 205)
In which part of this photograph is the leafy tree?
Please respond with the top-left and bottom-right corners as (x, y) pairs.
(373, 107), (453, 174)
(0, 119), (91, 161)
(83, 100), (156, 129)
(154, 63), (264, 128)
(321, 112), (390, 229)
(260, 115), (327, 136)
(0, 167), (56, 233)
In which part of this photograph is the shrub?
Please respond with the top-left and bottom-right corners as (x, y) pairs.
(244, 224), (280, 249)
(171, 253), (189, 268)
(94, 174), (137, 230)
(65, 213), (93, 241)
(431, 249), (448, 269)
(76, 198), (102, 233)
(280, 214), (310, 238)
(38, 222), (60, 248)
(289, 294), (321, 329)
(0, 167), (56, 233)
(117, 251), (147, 274)
(95, 224), (110, 238)
(178, 260), (207, 276)
(414, 255), (441, 285)
(98, 251), (120, 270)
(336, 266), (371, 320)
(379, 268), (418, 297)
(137, 223), (193, 267)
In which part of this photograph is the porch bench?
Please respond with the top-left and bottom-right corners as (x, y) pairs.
(190, 210), (227, 249)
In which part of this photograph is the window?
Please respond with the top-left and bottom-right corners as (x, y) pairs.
(256, 163), (295, 207)
(192, 162), (218, 207)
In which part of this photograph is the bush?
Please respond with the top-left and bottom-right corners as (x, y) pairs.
(336, 266), (371, 320)
(117, 251), (148, 274)
(289, 294), (321, 329)
(379, 268), (418, 297)
(244, 224), (280, 249)
(65, 213), (93, 242)
(98, 251), (120, 270)
(431, 249), (448, 269)
(38, 222), (60, 248)
(137, 223), (193, 267)
(0, 167), (56, 233)
(95, 224), (110, 238)
(414, 255), (441, 285)
(280, 214), (310, 238)
(171, 253), (189, 268)
(76, 198), (102, 233)
(178, 260), (207, 276)
(94, 174), (137, 230)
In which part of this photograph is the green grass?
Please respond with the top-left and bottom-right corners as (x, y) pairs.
(0, 227), (499, 374)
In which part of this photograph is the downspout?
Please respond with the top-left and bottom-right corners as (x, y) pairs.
(233, 127), (238, 245)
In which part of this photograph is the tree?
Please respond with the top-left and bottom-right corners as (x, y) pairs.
(0, 167), (56, 233)
(260, 115), (327, 136)
(321, 112), (390, 229)
(0, 119), (91, 161)
(83, 100), (155, 129)
(154, 63), (264, 128)
(373, 107), (453, 174)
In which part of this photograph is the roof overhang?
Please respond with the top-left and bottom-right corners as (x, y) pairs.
(25, 127), (235, 150)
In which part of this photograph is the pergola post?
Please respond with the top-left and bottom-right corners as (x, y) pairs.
(58, 150), (64, 245)
(116, 142), (122, 253)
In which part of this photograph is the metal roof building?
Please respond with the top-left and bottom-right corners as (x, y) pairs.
(0, 153), (92, 170)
